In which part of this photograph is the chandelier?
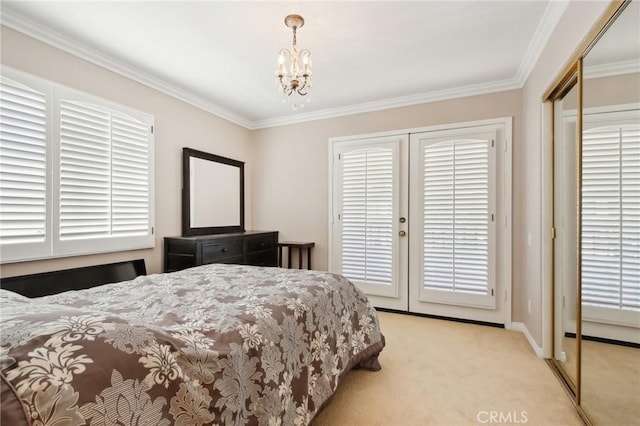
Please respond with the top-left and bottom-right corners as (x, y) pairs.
(276, 14), (312, 110)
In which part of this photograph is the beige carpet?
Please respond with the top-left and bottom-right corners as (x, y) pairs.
(582, 339), (640, 426)
(551, 335), (639, 426)
(312, 312), (583, 426)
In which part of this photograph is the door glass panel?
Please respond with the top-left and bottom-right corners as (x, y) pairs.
(423, 139), (489, 295)
(341, 147), (394, 286)
(414, 128), (496, 310)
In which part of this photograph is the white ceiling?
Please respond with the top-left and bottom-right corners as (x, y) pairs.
(2, 1), (568, 128)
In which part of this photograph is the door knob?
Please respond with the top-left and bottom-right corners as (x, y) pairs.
(399, 230), (406, 237)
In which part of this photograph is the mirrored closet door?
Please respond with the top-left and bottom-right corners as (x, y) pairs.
(546, 0), (640, 424)
(581, 0), (640, 423)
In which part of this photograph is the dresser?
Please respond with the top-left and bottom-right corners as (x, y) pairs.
(163, 231), (278, 272)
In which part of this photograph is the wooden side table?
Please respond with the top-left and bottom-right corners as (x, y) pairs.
(278, 241), (315, 270)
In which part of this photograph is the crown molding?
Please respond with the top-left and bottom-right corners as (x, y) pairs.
(0, 10), (253, 129)
(2, 2), (569, 130)
(514, 0), (569, 86)
(583, 59), (640, 80)
(251, 78), (521, 129)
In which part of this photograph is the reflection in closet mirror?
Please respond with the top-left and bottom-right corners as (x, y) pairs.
(581, 0), (640, 424)
(545, 0), (639, 424)
(553, 78), (580, 391)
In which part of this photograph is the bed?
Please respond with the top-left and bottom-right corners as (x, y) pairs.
(0, 263), (385, 425)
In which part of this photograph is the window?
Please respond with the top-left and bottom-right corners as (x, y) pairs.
(0, 67), (154, 263)
(0, 75), (48, 247)
(582, 119), (640, 321)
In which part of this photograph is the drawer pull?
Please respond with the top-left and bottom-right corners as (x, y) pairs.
(221, 248), (228, 253)
(260, 242), (265, 247)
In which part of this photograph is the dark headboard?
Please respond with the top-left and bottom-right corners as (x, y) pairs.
(0, 259), (146, 298)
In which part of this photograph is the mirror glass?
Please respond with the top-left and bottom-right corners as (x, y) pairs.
(182, 148), (245, 236)
(581, 0), (640, 423)
(190, 157), (240, 227)
(553, 79), (580, 389)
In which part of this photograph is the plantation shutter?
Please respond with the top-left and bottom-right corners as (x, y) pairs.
(59, 101), (111, 239)
(582, 124), (640, 312)
(111, 113), (149, 235)
(59, 100), (150, 241)
(0, 77), (47, 245)
(0, 68), (154, 263)
(423, 139), (489, 295)
(341, 147), (394, 286)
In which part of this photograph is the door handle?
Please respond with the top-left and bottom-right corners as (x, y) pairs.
(399, 230), (406, 237)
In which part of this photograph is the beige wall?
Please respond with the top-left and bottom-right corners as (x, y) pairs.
(251, 90), (522, 294)
(0, 26), (253, 277)
(584, 72), (640, 108)
(519, 0), (611, 345)
(563, 72), (640, 109)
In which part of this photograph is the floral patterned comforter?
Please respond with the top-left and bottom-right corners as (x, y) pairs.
(0, 264), (385, 425)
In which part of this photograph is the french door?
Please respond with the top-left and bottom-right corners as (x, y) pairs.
(330, 120), (510, 324)
(331, 135), (409, 310)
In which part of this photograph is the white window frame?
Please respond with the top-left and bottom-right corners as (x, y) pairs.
(0, 66), (155, 264)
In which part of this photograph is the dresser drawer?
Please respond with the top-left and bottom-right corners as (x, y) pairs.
(215, 255), (244, 265)
(246, 249), (278, 267)
(202, 240), (244, 263)
(246, 233), (277, 252)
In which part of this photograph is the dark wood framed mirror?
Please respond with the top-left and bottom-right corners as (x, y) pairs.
(182, 147), (245, 236)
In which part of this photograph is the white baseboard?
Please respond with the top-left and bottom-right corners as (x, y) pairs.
(508, 322), (544, 358)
